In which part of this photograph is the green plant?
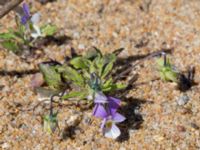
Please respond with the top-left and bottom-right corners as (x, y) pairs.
(156, 53), (178, 82)
(0, 3), (57, 54)
(39, 48), (126, 102)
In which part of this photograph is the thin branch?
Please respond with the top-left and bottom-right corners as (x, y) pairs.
(0, 0), (23, 19)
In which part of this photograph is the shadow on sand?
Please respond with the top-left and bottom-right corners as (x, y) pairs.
(117, 98), (154, 142)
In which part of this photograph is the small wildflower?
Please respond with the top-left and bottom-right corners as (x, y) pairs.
(100, 108), (125, 139)
(21, 3), (31, 25)
(93, 94), (121, 117)
(92, 93), (125, 139)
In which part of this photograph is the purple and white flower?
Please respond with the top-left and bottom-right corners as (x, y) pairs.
(20, 3), (42, 39)
(94, 104), (125, 139)
(21, 3), (31, 25)
(101, 111), (125, 139)
(93, 93), (121, 118)
(92, 91), (125, 139)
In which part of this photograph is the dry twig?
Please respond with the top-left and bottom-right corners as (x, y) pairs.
(0, 0), (23, 19)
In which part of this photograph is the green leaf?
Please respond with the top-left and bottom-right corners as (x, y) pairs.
(84, 47), (102, 60)
(104, 53), (116, 64)
(39, 63), (63, 90)
(157, 57), (178, 82)
(0, 33), (17, 40)
(1, 41), (20, 53)
(58, 66), (84, 86)
(62, 91), (87, 100)
(102, 82), (126, 92)
(101, 62), (113, 79)
(115, 83), (127, 89)
(102, 78), (113, 87)
(161, 68), (178, 82)
(70, 57), (90, 69)
(41, 24), (57, 36)
(100, 54), (116, 78)
(89, 61), (96, 74)
(43, 113), (58, 134)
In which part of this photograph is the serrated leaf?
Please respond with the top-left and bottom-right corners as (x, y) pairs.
(62, 90), (87, 100)
(1, 41), (20, 53)
(89, 62), (96, 74)
(101, 62), (114, 79)
(39, 63), (63, 90)
(0, 32), (17, 40)
(93, 55), (104, 76)
(70, 57), (90, 69)
(102, 83), (126, 92)
(41, 24), (57, 36)
(58, 66), (84, 86)
(101, 54), (116, 78)
(104, 53), (116, 64)
(115, 83), (127, 89)
(102, 78), (113, 88)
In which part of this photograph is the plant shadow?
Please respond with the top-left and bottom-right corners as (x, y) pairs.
(35, 35), (72, 47)
(177, 66), (197, 92)
(114, 48), (173, 80)
(61, 125), (81, 140)
(39, 0), (57, 5)
(117, 97), (154, 142)
(0, 69), (38, 77)
(117, 48), (172, 66)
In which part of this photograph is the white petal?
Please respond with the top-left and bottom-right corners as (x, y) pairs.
(104, 124), (121, 139)
(31, 24), (42, 39)
(31, 13), (40, 24)
(94, 92), (107, 103)
(31, 33), (39, 39)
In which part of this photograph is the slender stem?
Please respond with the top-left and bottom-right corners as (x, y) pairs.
(115, 50), (168, 81)
(50, 95), (55, 116)
(162, 52), (167, 66)
(0, 0), (24, 19)
(50, 90), (66, 116)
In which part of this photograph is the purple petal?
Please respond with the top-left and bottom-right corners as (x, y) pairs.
(108, 96), (121, 111)
(23, 3), (30, 17)
(92, 104), (107, 119)
(107, 97), (121, 115)
(100, 118), (106, 130)
(104, 123), (121, 139)
(31, 13), (40, 24)
(94, 92), (108, 104)
(21, 16), (28, 25)
(112, 113), (126, 123)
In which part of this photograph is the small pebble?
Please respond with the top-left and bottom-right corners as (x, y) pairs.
(119, 147), (126, 150)
(1, 143), (10, 149)
(153, 135), (164, 142)
(177, 125), (186, 132)
(177, 94), (190, 106)
(66, 113), (82, 126)
(190, 123), (199, 130)
(78, 44), (85, 50)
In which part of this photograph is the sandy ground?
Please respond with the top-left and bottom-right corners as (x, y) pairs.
(0, 0), (200, 149)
